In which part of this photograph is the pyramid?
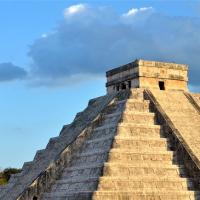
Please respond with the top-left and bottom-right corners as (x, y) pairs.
(1, 59), (200, 200)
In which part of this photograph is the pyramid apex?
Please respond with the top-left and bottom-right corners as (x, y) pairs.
(106, 59), (188, 93)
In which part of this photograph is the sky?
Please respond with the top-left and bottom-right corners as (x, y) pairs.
(0, 0), (200, 169)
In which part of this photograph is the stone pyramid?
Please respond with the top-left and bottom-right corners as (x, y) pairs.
(1, 59), (200, 200)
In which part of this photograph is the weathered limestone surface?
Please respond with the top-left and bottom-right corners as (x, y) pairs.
(40, 92), (127, 199)
(150, 90), (200, 165)
(191, 93), (200, 108)
(106, 59), (188, 93)
(93, 89), (199, 200)
(0, 93), (118, 200)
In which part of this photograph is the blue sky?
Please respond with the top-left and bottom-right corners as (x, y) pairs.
(0, 0), (200, 169)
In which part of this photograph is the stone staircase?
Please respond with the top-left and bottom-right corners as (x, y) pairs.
(93, 89), (199, 200)
(0, 92), (121, 200)
(41, 94), (126, 199)
(39, 89), (200, 200)
(150, 90), (200, 166)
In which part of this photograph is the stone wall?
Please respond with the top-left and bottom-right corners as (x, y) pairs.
(139, 77), (188, 90)
(139, 60), (188, 90)
(146, 89), (200, 189)
(106, 59), (188, 93)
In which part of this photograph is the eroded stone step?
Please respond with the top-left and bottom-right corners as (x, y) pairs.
(62, 163), (103, 178)
(93, 191), (200, 200)
(82, 136), (113, 151)
(98, 177), (193, 191)
(108, 149), (174, 162)
(117, 124), (164, 138)
(129, 89), (145, 100)
(70, 150), (108, 165)
(103, 163), (185, 177)
(55, 176), (99, 184)
(106, 160), (179, 167)
(126, 99), (150, 104)
(117, 99), (149, 104)
(99, 176), (191, 182)
(118, 122), (161, 128)
(90, 127), (116, 140)
(124, 100), (151, 112)
(113, 136), (169, 149)
(86, 135), (113, 144)
(121, 112), (156, 124)
(102, 112), (121, 124)
(110, 147), (174, 155)
(51, 177), (98, 193)
(94, 124), (116, 132)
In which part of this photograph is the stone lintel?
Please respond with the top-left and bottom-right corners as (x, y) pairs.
(138, 59), (188, 71)
(106, 59), (188, 78)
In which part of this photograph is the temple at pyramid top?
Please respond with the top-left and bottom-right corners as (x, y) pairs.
(106, 59), (188, 93)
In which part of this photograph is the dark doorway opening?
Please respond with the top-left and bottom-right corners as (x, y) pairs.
(128, 81), (131, 89)
(116, 85), (120, 91)
(121, 83), (126, 90)
(33, 197), (38, 200)
(159, 81), (165, 90)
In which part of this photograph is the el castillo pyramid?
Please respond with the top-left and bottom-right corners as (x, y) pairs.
(1, 59), (200, 200)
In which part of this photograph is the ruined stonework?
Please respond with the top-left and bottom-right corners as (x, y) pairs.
(1, 59), (200, 200)
(106, 59), (188, 93)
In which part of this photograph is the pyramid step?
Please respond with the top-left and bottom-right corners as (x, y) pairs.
(99, 176), (191, 182)
(33, 149), (46, 161)
(107, 160), (179, 167)
(48, 176), (194, 194)
(56, 176), (98, 184)
(129, 89), (145, 100)
(110, 148), (174, 155)
(113, 136), (169, 149)
(117, 124), (164, 138)
(94, 124), (116, 131)
(70, 150), (108, 165)
(98, 177), (193, 191)
(124, 100), (151, 112)
(104, 112), (121, 119)
(83, 136), (113, 151)
(90, 128), (116, 140)
(121, 112), (156, 124)
(112, 145), (169, 151)
(103, 163), (185, 177)
(62, 163), (103, 178)
(103, 112), (121, 124)
(118, 122), (161, 128)
(126, 99), (150, 104)
(108, 149), (174, 162)
(51, 177), (98, 193)
(93, 191), (200, 200)
(86, 135), (113, 144)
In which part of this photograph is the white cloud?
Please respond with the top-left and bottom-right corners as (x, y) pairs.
(26, 5), (200, 87)
(64, 4), (86, 17)
(122, 7), (153, 17)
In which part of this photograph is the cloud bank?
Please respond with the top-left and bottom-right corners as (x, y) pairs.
(1, 4), (200, 87)
(0, 63), (27, 82)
